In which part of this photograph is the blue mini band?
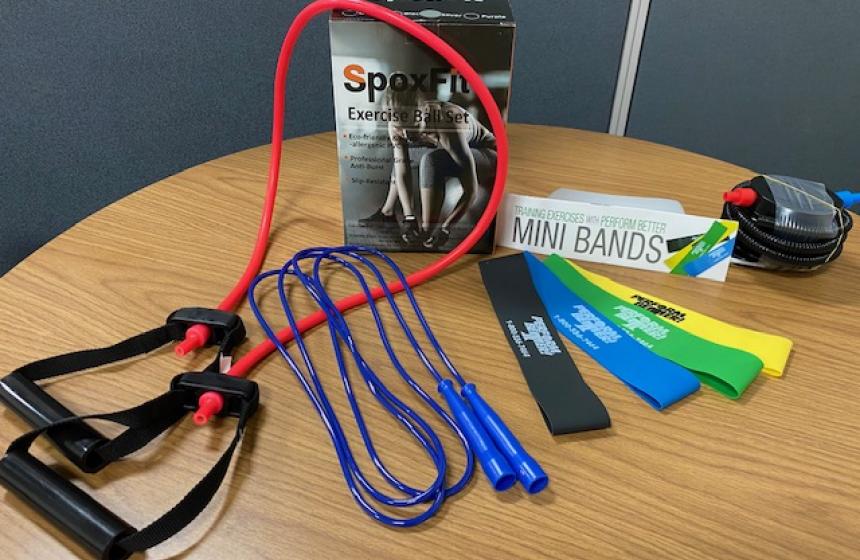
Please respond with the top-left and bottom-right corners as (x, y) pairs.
(524, 253), (700, 410)
(683, 241), (734, 277)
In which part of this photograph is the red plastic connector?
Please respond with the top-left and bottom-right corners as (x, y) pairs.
(194, 392), (224, 426)
(175, 324), (212, 357)
(724, 188), (758, 207)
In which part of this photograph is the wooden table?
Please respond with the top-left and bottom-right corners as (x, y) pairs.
(0, 125), (857, 559)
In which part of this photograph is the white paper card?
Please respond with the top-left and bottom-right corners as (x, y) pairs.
(496, 193), (738, 282)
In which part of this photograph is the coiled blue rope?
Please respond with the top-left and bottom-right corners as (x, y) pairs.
(248, 246), (476, 527)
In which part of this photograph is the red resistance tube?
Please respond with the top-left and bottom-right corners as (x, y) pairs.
(186, 0), (510, 422)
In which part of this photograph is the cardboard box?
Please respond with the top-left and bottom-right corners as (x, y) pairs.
(330, 0), (515, 252)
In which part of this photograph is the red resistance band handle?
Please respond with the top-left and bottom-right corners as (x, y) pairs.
(183, 0), (510, 422)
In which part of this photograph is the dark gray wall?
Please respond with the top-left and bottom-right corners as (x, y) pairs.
(510, 0), (629, 130)
(0, 1), (332, 276)
(0, 0), (630, 275)
(627, 0), (860, 190)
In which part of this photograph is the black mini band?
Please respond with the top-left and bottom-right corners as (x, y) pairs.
(666, 233), (705, 253)
(479, 254), (610, 435)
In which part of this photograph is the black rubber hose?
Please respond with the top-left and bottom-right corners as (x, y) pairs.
(722, 184), (853, 269)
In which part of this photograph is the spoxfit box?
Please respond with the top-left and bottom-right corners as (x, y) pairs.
(330, 0), (515, 252)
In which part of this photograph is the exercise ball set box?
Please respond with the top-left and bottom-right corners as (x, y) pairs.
(329, 0), (516, 253)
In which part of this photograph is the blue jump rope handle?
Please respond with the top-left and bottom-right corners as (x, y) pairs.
(461, 384), (549, 494)
(836, 191), (860, 210)
(438, 380), (515, 491)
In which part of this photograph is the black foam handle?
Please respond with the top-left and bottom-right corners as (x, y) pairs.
(0, 451), (135, 560)
(0, 373), (110, 473)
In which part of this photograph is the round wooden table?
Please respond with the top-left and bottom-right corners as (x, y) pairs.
(0, 125), (857, 559)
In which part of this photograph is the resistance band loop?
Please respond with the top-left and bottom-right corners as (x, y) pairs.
(524, 253), (700, 410)
(479, 254), (611, 432)
(1, 374), (258, 560)
(249, 246), (547, 527)
(543, 255), (763, 399)
(0, 308), (245, 473)
(572, 263), (793, 377)
(0, 310), (257, 560)
(176, 0), (510, 397)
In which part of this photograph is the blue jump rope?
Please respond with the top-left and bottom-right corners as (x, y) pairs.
(248, 246), (547, 527)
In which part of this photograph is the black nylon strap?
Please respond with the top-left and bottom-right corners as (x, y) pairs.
(0, 309), (253, 556)
(13, 325), (183, 383)
(117, 400), (252, 554)
(91, 391), (191, 465)
(5, 387), (254, 555)
(0, 310), (247, 476)
(6, 390), (189, 457)
(11, 308), (246, 387)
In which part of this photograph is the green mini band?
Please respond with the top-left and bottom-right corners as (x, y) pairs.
(544, 255), (763, 399)
(670, 221), (728, 274)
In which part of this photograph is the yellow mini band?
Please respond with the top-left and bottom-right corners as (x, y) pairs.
(570, 263), (793, 377)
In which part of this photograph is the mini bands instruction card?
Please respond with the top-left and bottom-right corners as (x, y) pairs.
(496, 193), (739, 282)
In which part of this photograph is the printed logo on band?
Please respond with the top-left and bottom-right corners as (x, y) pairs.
(630, 295), (687, 323)
(520, 316), (563, 357)
(557, 305), (621, 347)
(613, 306), (669, 343)
(505, 316), (562, 359)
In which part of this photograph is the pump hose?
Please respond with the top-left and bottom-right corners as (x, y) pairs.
(722, 181), (854, 269)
